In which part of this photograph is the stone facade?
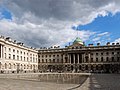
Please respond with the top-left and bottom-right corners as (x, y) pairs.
(0, 36), (38, 73)
(38, 41), (120, 73)
(1, 35), (120, 74)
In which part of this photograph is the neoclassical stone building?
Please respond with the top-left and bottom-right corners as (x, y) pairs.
(0, 36), (38, 73)
(38, 37), (120, 73)
(1, 35), (120, 73)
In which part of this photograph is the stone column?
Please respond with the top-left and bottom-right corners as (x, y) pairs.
(78, 54), (79, 64)
(82, 54), (84, 63)
(69, 54), (71, 64)
(73, 54), (75, 64)
(88, 53), (90, 63)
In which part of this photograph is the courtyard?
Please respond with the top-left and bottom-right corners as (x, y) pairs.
(0, 73), (119, 90)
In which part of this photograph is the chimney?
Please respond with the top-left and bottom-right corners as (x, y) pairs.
(88, 44), (93, 46)
(21, 43), (24, 46)
(97, 43), (100, 46)
(116, 43), (119, 45)
(14, 40), (16, 43)
(17, 42), (21, 45)
(6, 37), (11, 41)
(106, 42), (110, 45)
(112, 43), (115, 45)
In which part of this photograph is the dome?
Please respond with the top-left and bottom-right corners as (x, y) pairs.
(73, 37), (84, 45)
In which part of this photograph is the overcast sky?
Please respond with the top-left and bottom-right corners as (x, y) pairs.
(0, 0), (120, 48)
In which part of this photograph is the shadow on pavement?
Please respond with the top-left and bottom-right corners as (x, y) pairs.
(88, 74), (120, 90)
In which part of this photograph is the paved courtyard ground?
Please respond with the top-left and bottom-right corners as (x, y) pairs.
(0, 73), (119, 90)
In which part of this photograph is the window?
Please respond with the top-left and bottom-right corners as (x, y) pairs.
(42, 59), (44, 63)
(9, 48), (11, 52)
(101, 57), (103, 62)
(24, 52), (25, 55)
(57, 55), (59, 57)
(17, 50), (19, 54)
(101, 53), (103, 55)
(49, 59), (51, 63)
(106, 57), (109, 62)
(85, 57), (88, 62)
(38, 59), (40, 63)
(117, 52), (119, 54)
(61, 59), (63, 63)
(17, 55), (19, 60)
(117, 57), (120, 62)
(112, 52), (114, 55)
(24, 57), (25, 61)
(91, 53), (93, 55)
(45, 55), (47, 57)
(96, 58), (98, 62)
(96, 53), (98, 56)
(21, 56), (22, 60)
(9, 64), (11, 69)
(49, 55), (51, 57)
(9, 54), (11, 59)
(13, 55), (15, 59)
(27, 57), (28, 61)
(91, 58), (93, 62)
(4, 53), (6, 59)
(21, 51), (22, 54)
(57, 59), (59, 63)
(13, 49), (15, 53)
(53, 59), (55, 63)
(42, 55), (44, 57)
(112, 57), (114, 62)
(53, 55), (55, 57)
(106, 52), (109, 55)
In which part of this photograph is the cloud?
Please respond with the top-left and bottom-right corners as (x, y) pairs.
(0, 0), (120, 47)
(0, 19), (94, 47)
(97, 32), (109, 37)
(113, 38), (120, 43)
(92, 37), (101, 42)
(92, 32), (110, 45)
(0, 12), (3, 19)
